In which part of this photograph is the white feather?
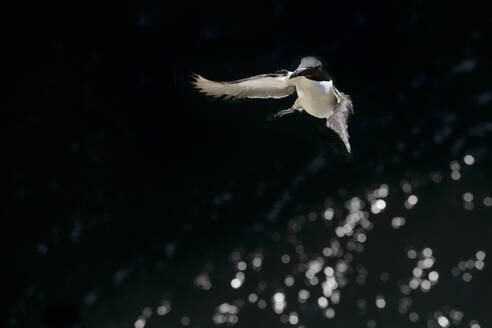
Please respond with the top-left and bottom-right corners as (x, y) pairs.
(293, 78), (337, 119)
(192, 72), (296, 100)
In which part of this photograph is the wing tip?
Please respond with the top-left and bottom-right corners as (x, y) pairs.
(190, 73), (219, 98)
(189, 72), (202, 87)
(190, 73), (241, 100)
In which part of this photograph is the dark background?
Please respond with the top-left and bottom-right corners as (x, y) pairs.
(10, 1), (492, 327)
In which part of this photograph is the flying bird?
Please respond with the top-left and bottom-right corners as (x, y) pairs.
(192, 56), (354, 153)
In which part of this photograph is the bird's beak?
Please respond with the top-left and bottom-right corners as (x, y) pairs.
(289, 67), (316, 79)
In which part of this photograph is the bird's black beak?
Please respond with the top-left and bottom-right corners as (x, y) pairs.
(289, 67), (316, 79)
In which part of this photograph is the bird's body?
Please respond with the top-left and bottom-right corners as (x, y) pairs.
(192, 56), (354, 152)
(294, 78), (336, 119)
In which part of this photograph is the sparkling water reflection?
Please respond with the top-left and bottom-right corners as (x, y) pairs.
(123, 153), (489, 328)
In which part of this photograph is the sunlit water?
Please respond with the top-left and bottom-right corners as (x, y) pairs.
(9, 128), (492, 328)
(116, 153), (488, 328)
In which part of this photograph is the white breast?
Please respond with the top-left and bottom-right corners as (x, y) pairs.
(294, 78), (337, 119)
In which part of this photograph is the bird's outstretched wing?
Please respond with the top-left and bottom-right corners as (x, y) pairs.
(191, 70), (296, 100)
(326, 87), (354, 153)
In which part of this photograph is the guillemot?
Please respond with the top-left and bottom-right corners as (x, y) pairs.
(192, 56), (354, 153)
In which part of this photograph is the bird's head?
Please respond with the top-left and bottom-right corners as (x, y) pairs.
(290, 56), (323, 79)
